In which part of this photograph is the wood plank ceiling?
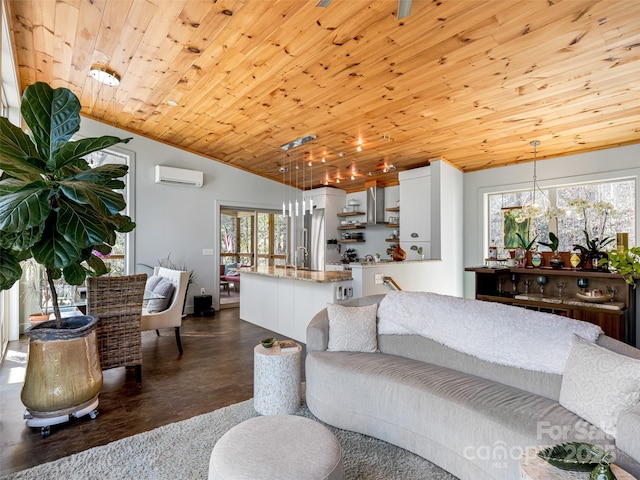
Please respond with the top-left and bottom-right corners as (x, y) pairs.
(6, 0), (640, 192)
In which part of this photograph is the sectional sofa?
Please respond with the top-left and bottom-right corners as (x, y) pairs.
(305, 292), (640, 479)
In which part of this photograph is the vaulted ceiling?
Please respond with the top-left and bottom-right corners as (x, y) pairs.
(6, 0), (640, 192)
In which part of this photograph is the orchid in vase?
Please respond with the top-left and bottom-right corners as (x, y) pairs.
(568, 199), (615, 269)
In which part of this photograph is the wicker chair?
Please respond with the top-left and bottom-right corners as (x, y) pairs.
(87, 274), (147, 384)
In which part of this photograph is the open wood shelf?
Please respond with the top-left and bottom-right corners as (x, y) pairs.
(337, 239), (365, 243)
(337, 211), (366, 217)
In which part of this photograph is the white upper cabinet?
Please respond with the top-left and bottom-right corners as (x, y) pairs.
(399, 166), (432, 245)
(398, 161), (463, 262)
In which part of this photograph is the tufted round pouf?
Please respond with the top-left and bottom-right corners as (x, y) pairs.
(208, 414), (344, 480)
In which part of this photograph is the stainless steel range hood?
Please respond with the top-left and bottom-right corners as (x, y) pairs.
(366, 185), (385, 224)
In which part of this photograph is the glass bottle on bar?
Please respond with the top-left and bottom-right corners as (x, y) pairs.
(570, 248), (582, 270)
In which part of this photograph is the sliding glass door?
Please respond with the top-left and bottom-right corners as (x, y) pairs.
(220, 208), (286, 268)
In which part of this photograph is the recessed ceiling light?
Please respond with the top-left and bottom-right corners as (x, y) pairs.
(89, 64), (120, 87)
(167, 100), (178, 107)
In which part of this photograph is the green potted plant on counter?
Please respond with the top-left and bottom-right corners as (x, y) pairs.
(539, 232), (563, 269)
(607, 247), (640, 286)
(0, 82), (133, 435)
(516, 232), (539, 268)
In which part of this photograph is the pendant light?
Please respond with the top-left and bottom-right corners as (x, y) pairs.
(521, 140), (546, 219)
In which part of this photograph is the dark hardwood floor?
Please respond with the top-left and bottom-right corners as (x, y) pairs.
(0, 308), (305, 476)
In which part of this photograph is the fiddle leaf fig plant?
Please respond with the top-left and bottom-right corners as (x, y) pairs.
(0, 82), (134, 327)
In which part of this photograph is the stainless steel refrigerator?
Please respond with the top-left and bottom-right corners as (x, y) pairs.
(292, 208), (325, 270)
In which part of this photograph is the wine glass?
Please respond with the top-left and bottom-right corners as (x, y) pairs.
(536, 275), (547, 296)
(524, 279), (531, 294)
(556, 281), (566, 299)
(497, 277), (505, 295)
(510, 273), (519, 295)
(607, 285), (617, 302)
(577, 278), (588, 293)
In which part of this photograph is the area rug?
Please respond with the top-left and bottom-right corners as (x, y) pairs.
(2, 399), (458, 480)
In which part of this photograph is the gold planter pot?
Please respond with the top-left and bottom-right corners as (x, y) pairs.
(21, 316), (103, 416)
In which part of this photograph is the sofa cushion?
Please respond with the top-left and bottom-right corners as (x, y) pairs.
(326, 303), (378, 353)
(146, 278), (175, 313)
(224, 263), (237, 275)
(560, 334), (640, 438)
(378, 334), (563, 401)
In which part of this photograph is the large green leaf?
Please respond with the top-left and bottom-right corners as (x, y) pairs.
(0, 224), (44, 250)
(62, 262), (87, 285)
(31, 221), (81, 269)
(50, 136), (131, 171)
(110, 214), (136, 233)
(71, 163), (129, 184)
(0, 180), (50, 232)
(0, 249), (23, 290)
(57, 199), (109, 248)
(85, 253), (109, 276)
(0, 118), (45, 179)
(21, 82), (81, 162)
(59, 181), (126, 215)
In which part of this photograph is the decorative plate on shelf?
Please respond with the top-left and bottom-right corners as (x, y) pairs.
(575, 292), (612, 303)
(537, 443), (608, 471)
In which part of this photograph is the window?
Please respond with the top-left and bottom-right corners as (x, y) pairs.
(489, 179), (635, 253)
(85, 149), (135, 276)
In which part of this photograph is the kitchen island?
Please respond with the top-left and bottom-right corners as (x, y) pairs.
(240, 266), (353, 343)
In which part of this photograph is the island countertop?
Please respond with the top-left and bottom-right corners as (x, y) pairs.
(241, 265), (352, 283)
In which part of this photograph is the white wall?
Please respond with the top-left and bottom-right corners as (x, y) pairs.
(78, 117), (299, 312)
(463, 144), (640, 345)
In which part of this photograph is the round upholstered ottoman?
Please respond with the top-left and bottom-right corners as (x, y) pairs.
(208, 415), (344, 480)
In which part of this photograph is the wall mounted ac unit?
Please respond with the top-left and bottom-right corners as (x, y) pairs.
(155, 165), (203, 187)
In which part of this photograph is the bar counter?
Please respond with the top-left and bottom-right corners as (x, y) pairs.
(241, 265), (352, 283)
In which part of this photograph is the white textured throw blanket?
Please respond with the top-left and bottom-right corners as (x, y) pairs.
(377, 291), (603, 374)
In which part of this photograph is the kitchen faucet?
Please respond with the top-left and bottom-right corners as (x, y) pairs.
(295, 246), (308, 271)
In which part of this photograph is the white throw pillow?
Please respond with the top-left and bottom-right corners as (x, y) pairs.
(559, 334), (640, 438)
(146, 279), (175, 313)
(326, 303), (378, 353)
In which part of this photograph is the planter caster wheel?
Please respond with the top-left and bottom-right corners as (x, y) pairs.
(41, 426), (50, 438)
(89, 409), (99, 420)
